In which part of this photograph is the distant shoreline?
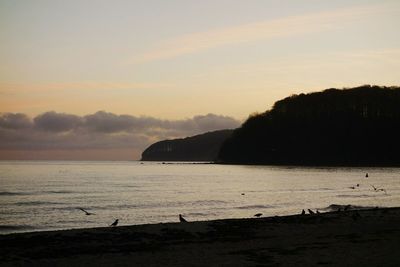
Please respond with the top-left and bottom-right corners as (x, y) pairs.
(2, 207), (400, 266)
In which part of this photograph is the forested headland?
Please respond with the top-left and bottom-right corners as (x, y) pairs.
(218, 85), (400, 166)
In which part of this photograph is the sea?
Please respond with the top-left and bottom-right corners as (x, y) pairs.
(0, 161), (399, 234)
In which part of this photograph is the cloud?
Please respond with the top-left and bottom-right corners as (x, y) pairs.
(0, 113), (32, 129)
(0, 111), (241, 159)
(135, 5), (382, 63)
(34, 111), (83, 132)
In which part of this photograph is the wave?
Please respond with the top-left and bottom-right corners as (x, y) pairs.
(336, 194), (375, 198)
(236, 204), (274, 210)
(15, 201), (64, 206)
(42, 190), (75, 194)
(0, 224), (36, 231)
(0, 191), (31, 196)
(320, 204), (376, 212)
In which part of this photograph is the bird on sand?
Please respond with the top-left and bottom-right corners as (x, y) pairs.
(301, 209), (306, 215)
(308, 209), (315, 215)
(77, 207), (95, 215)
(110, 219), (119, 227)
(254, 213), (262, 217)
(179, 214), (188, 222)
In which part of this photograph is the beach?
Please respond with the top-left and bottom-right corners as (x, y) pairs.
(1, 207), (400, 266)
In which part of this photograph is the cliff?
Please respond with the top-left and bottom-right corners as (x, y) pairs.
(141, 129), (233, 161)
(218, 85), (400, 166)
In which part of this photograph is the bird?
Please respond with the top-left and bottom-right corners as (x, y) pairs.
(308, 209), (315, 215)
(301, 209), (306, 215)
(179, 214), (188, 222)
(77, 207), (95, 215)
(316, 210), (321, 214)
(356, 184), (360, 187)
(365, 173), (369, 178)
(348, 186), (356, 189)
(110, 219), (119, 227)
(254, 213), (262, 217)
(241, 193), (245, 195)
(371, 185), (387, 194)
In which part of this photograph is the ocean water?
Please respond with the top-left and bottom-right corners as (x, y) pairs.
(0, 161), (399, 234)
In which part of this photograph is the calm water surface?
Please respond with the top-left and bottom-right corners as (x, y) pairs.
(0, 161), (399, 234)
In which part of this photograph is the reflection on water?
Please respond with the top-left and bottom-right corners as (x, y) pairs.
(0, 161), (399, 234)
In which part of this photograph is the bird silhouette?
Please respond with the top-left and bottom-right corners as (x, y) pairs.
(308, 209), (315, 215)
(179, 214), (188, 222)
(365, 173), (369, 178)
(371, 185), (387, 194)
(316, 210), (321, 214)
(254, 213), (262, 217)
(301, 209), (306, 215)
(77, 208), (95, 215)
(110, 219), (119, 227)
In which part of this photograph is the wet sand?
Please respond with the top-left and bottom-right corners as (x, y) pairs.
(1, 207), (400, 266)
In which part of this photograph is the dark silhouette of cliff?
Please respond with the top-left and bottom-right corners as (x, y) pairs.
(218, 85), (400, 166)
(141, 129), (233, 161)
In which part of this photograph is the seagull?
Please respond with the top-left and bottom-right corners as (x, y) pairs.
(77, 208), (95, 215)
(179, 214), (188, 222)
(301, 209), (306, 215)
(254, 213), (262, 217)
(110, 219), (119, 227)
(371, 185), (387, 194)
(308, 209), (315, 215)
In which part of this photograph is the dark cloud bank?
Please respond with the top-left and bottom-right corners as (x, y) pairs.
(0, 111), (241, 160)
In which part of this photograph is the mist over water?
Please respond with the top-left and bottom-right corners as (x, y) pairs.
(0, 161), (399, 234)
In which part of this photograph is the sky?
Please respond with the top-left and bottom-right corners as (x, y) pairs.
(1, 0), (400, 160)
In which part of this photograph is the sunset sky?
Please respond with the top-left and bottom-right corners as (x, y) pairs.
(1, 0), (399, 160)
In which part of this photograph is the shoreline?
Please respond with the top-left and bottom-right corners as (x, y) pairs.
(1, 207), (400, 266)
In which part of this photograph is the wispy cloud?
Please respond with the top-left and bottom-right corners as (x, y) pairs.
(0, 82), (172, 94)
(135, 5), (383, 63)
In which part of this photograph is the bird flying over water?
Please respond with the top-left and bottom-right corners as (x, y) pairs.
(179, 214), (188, 222)
(254, 213), (262, 217)
(371, 185), (387, 194)
(110, 219), (119, 227)
(77, 208), (95, 215)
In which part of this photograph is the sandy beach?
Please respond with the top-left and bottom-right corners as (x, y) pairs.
(1, 207), (400, 267)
